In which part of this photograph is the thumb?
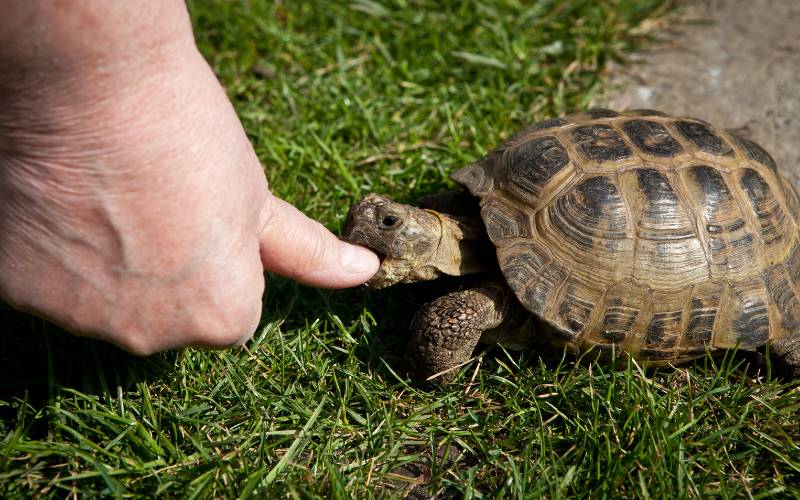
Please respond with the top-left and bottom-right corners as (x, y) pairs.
(259, 194), (380, 288)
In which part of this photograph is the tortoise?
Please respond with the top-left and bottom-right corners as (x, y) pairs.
(342, 109), (800, 383)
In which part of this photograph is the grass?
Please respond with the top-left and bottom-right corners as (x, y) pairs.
(2, 0), (799, 497)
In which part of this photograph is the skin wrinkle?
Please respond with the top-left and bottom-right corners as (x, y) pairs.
(1, 73), (224, 344)
(0, 186), (123, 316)
(0, 3), (193, 74)
(3, 59), (227, 281)
(1, 65), (198, 173)
(0, 1), (375, 354)
(0, 152), (127, 292)
(3, 119), (251, 305)
(0, 194), (118, 333)
(282, 217), (332, 283)
(425, 209), (449, 281)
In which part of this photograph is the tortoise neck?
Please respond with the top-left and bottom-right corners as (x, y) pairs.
(428, 209), (494, 277)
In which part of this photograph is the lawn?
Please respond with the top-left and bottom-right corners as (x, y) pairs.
(2, 0), (799, 497)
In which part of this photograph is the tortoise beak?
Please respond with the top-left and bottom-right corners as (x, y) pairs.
(341, 195), (393, 258)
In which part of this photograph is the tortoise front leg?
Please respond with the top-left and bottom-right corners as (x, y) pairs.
(409, 284), (511, 384)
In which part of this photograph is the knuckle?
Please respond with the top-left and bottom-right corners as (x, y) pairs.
(202, 311), (259, 348)
(118, 335), (161, 356)
(192, 278), (263, 349)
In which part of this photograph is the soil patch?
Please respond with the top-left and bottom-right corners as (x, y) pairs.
(601, 0), (800, 184)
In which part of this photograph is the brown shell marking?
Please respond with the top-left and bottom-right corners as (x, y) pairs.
(536, 174), (634, 284)
(481, 197), (532, 242)
(780, 176), (800, 222)
(621, 168), (709, 289)
(714, 278), (771, 349)
(551, 277), (603, 342)
(674, 120), (734, 157)
(450, 110), (800, 359)
(678, 165), (763, 280)
(571, 124), (633, 164)
(639, 289), (693, 360)
(681, 281), (725, 356)
(622, 119), (684, 158)
(499, 135), (572, 202)
(592, 282), (648, 347)
(765, 263), (800, 332)
(499, 239), (568, 318)
(731, 134), (778, 172)
(737, 168), (797, 262)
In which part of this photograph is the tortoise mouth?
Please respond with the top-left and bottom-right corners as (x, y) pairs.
(364, 252), (409, 289)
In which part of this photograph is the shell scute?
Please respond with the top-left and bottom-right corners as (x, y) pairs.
(553, 277), (602, 340)
(571, 124), (632, 163)
(449, 110), (800, 358)
(682, 282), (724, 354)
(481, 197), (532, 243)
(501, 135), (570, 201)
(536, 174), (634, 284)
(764, 264), (800, 332)
(714, 279), (771, 349)
(739, 168), (792, 248)
(679, 165), (763, 279)
(622, 119), (684, 158)
(622, 168), (709, 289)
(674, 120), (734, 157)
(594, 283), (648, 348)
(731, 134), (778, 171)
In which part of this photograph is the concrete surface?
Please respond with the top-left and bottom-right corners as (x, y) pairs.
(601, 0), (800, 185)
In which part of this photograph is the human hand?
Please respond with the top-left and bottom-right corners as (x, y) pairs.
(0, 2), (379, 354)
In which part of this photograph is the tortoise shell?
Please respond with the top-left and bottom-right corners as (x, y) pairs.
(451, 109), (800, 362)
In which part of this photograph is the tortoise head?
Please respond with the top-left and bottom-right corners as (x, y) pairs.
(342, 194), (444, 288)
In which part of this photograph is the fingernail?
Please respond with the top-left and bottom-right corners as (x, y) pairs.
(339, 241), (380, 275)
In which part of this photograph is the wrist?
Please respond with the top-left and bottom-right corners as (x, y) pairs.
(0, 2), (207, 155)
(0, 1), (196, 76)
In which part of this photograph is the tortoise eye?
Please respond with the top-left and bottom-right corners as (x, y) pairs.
(379, 214), (401, 229)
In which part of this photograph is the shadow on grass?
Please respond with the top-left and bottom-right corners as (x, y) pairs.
(260, 270), (468, 379)
(276, 265), (783, 391)
(0, 302), (177, 417)
(0, 268), (428, 413)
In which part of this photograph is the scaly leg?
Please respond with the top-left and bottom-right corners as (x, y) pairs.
(771, 333), (800, 378)
(409, 284), (512, 384)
